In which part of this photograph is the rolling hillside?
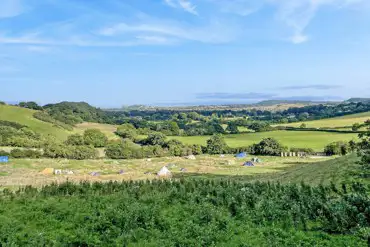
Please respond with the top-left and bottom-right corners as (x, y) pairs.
(0, 105), (72, 140)
(276, 111), (370, 129)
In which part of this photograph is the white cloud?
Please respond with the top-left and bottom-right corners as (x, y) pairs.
(0, 0), (25, 18)
(164, 0), (198, 15)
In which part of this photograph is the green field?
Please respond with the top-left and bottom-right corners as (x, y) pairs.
(170, 131), (358, 151)
(0, 105), (72, 140)
(75, 122), (119, 140)
(276, 111), (370, 128)
(0, 153), (360, 187)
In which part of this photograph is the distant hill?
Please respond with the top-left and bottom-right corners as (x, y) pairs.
(346, 98), (370, 103)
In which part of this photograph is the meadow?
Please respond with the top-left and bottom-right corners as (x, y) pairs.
(0, 105), (72, 140)
(170, 131), (358, 151)
(0, 154), (362, 188)
(276, 111), (370, 129)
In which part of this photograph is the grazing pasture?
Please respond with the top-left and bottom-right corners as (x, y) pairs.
(170, 131), (358, 151)
(276, 111), (370, 129)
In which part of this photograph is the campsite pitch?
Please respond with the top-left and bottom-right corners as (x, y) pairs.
(0, 155), (333, 187)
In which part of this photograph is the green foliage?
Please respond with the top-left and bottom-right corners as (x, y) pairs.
(43, 101), (107, 125)
(33, 112), (73, 131)
(352, 122), (362, 131)
(0, 150), (10, 156)
(10, 149), (42, 158)
(248, 122), (273, 132)
(65, 134), (85, 146)
(226, 122), (239, 134)
(83, 129), (108, 148)
(43, 142), (97, 160)
(0, 120), (27, 129)
(358, 120), (370, 176)
(250, 138), (287, 156)
(105, 140), (144, 159)
(0, 180), (368, 246)
(144, 132), (167, 146)
(324, 141), (350, 156)
(115, 123), (138, 140)
(18, 101), (43, 110)
(0, 126), (42, 148)
(206, 134), (228, 154)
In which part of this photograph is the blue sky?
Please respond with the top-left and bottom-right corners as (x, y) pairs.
(1, 0), (370, 107)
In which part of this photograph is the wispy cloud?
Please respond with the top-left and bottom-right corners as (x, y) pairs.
(269, 0), (366, 44)
(278, 84), (342, 90)
(0, 0), (25, 18)
(196, 92), (276, 100)
(164, 0), (198, 15)
(97, 20), (239, 44)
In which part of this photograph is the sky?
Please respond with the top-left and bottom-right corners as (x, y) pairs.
(1, 0), (370, 107)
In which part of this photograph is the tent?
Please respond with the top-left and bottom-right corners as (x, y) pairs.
(180, 168), (187, 172)
(235, 152), (247, 158)
(158, 166), (171, 177)
(41, 168), (54, 175)
(243, 161), (254, 167)
(252, 157), (262, 163)
(186, 155), (196, 160)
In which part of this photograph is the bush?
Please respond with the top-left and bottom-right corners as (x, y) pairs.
(10, 149), (42, 158)
(33, 112), (73, 131)
(0, 150), (10, 156)
(83, 129), (108, 148)
(250, 138), (287, 156)
(206, 135), (228, 154)
(65, 134), (85, 146)
(324, 142), (349, 156)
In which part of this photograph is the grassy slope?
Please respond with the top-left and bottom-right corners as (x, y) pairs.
(0, 105), (72, 140)
(171, 131), (358, 151)
(276, 111), (370, 128)
(250, 154), (363, 185)
(75, 122), (119, 140)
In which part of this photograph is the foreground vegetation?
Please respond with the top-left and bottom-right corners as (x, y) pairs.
(0, 178), (369, 246)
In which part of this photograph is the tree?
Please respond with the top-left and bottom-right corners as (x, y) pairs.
(358, 120), (370, 176)
(18, 101), (43, 110)
(226, 123), (239, 134)
(324, 141), (349, 156)
(116, 124), (138, 140)
(300, 123), (307, 128)
(250, 138), (287, 156)
(65, 134), (85, 146)
(144, 132), (167, 146)
(206, 134), (228, 154)
(83, 129), (108, 147)
(352, 123), (362, 131)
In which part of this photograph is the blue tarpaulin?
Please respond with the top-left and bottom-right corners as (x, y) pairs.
(243, 161), (254, 167)
(0, 156), (9, 163)
(235, 152), (247, 158)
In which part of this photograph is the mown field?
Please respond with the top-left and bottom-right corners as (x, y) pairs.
(170, 131), (358, 151)
(0, 154), (362, 188)
(0, 105), (72, 140)
(75, 122), (120, 140)
(276, 111), (370, 129)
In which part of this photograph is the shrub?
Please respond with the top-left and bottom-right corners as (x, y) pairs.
(10, 149), (42, 158)
(324, 142), (349, 156)
(0, 150), (10, 156)
(250, 138), (287, 156)
(206, 135), (228, 154)
(83, 129), (108, 148)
